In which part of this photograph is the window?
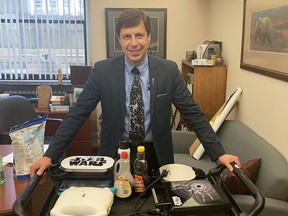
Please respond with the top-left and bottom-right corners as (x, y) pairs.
(0, 0), (87, 82)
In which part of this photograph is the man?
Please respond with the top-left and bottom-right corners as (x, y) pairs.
(30, 8), (240, 177)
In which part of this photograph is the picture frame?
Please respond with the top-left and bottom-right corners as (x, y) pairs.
(105, 8), (167, 59)
(240, 0), (288, 82)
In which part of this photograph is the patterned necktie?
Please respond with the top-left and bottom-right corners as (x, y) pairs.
(129, 67), (145, 145)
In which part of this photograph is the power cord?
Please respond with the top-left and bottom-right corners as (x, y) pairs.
(132, 169), (169, 214)
(127, 208), (166, 216)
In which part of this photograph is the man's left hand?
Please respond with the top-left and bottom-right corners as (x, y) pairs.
(218, 154), (241, 171)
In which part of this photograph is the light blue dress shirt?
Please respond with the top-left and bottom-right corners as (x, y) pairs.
(123, 55), (152, 142)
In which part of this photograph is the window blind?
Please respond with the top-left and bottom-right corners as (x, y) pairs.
(0, 0), (86, 81)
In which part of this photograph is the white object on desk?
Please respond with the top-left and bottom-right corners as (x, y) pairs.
(2, 144), (49, 166)
(50, 187), (114, 216)
(159, 164), (196, 182)
(0, 93), (9, 98)
(49, 105), (70, 112)
(2, 153), (13, 166)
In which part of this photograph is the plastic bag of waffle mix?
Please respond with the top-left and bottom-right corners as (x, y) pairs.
(9, 114), (47, 179)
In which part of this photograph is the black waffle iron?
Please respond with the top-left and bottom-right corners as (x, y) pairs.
(151, 163), (265, 216)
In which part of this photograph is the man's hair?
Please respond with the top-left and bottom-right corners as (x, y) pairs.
(116, 8), (152, 37)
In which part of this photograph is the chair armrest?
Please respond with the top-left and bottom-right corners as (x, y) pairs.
(0, 118), (63, 144)
(0, 132), (11, 144)
(172, 130), (197, 154)
(44, 118), (63, 137)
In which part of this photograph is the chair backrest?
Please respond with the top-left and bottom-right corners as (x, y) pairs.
(0, 95), (38, 143)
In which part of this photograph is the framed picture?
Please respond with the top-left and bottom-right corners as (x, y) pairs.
(240, 0), (288, 82)
(105, 8), (167, 59)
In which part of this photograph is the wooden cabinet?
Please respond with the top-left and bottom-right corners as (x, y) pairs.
(181, 60), (227, 121)
(36, 108), (98, 156)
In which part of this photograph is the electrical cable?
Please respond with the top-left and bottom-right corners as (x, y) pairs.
(133, 169), (168, 213)
(127, 208), (165, 216)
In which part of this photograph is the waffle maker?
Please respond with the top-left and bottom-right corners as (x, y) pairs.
(49, 155), (115, 189)
(13, 155), (115, 216)
(152, 163), (265, 216)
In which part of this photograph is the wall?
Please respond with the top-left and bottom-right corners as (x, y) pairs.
(87, 0), (288, 160)
(209, 0), (288, 160)
(87, 0), (209, 66)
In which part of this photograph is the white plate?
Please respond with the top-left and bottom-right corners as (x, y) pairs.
(159, 164), (196, 182)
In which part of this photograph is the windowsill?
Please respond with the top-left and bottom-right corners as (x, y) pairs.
(0, 81), (73, 97)
(0, 80), (71, 85)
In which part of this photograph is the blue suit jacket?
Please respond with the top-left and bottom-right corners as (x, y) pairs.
(45, 55), (226, 166)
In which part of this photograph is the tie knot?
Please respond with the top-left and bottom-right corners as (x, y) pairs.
(132, 67), (140, 75)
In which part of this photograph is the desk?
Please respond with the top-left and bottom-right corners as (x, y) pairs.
(0, 145), (30, 216)
(0, 145), (155, 216)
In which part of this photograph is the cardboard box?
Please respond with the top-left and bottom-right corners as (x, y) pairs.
(50, 96), (64, 106)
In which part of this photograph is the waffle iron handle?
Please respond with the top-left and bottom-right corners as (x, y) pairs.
(208, 162), (265, 216)
(12, 174), (42, 216)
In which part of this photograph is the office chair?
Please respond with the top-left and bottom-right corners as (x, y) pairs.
(0, 95), (62, 144)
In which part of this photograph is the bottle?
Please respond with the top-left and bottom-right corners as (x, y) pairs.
(64, 90), (74, 106)
(113, 151), (134, 198)
(133, 146), (149, 194)
(57, 68), (62, 85)
(0, 156), (6, 184)
(118, 139), (130, 160)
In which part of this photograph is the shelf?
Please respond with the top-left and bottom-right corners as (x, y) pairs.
(181, 60), (227, 123)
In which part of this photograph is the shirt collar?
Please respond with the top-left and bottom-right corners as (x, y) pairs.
(125, 55), (148, 75)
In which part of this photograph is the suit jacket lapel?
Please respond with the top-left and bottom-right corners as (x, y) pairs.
(114, 56), (126, 126)
(148, 55), (158, 120)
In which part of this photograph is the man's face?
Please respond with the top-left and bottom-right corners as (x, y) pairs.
(118, 21), (151, 66)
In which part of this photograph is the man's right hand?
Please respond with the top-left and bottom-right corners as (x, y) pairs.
(30, 156), (52, 178)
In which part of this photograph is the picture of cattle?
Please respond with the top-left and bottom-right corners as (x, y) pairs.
(249, 4), (288, 53)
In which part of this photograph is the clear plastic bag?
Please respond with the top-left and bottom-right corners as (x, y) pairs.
(9, 114), (47, 179)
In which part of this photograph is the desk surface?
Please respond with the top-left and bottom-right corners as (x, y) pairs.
(0, 145), (30, 216)
(0, 145), (155, 216)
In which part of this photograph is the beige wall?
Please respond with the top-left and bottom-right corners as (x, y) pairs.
(87, 0), (288, 160)
(87, 0), (208, 66)
(209, 0), (288, 160)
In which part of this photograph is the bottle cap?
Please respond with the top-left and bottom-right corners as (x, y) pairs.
(137, 146), (145, 153)
(119, 139), (129, 149)
(121, 151), (128, 159)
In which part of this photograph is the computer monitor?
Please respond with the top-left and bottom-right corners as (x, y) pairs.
(70, 65), (92, 86)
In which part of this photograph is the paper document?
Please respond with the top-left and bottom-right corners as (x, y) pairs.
(2, 144), (49, 166)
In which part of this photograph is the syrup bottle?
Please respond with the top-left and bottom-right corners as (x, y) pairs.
(118, 139), (130, 160)
(114, 151), (134, 198)
(133, 146), (149, 195)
